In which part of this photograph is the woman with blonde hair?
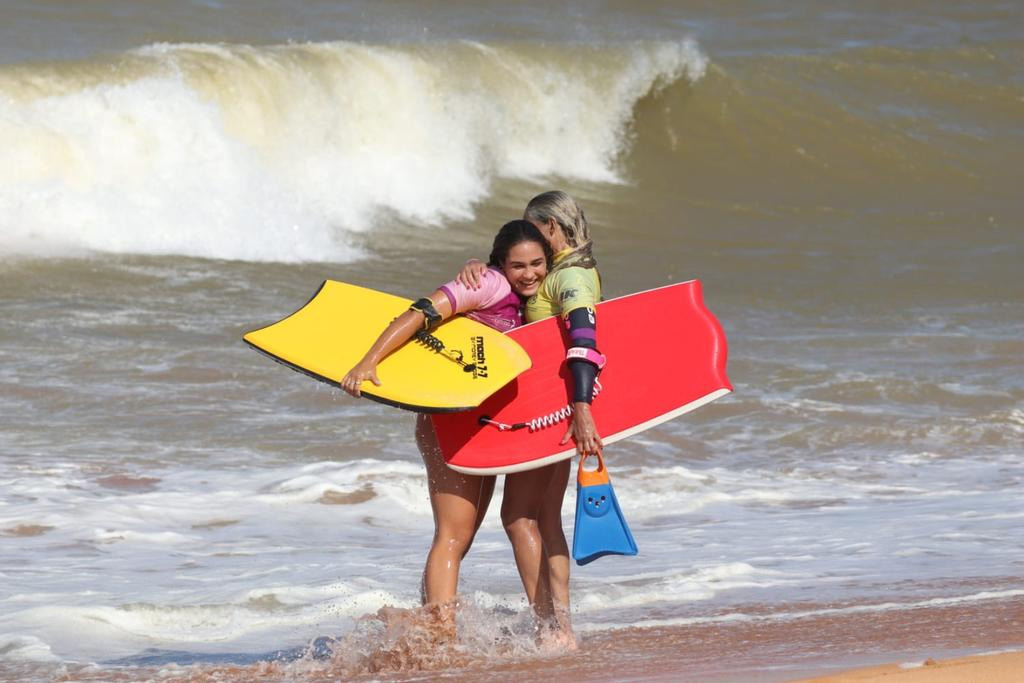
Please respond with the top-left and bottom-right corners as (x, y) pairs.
(458, 190), (604, 646)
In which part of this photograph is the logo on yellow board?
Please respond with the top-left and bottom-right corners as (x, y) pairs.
(469, 336), (488, 378)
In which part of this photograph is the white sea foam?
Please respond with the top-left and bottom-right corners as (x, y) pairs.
(4, 581), (417, 661)
(579, 589), (1024, 633)
(2, 437), (1021, 664)
(574, 562), (792, 612)
(0, 39), (706, 262)
(0, 635), (59, 663)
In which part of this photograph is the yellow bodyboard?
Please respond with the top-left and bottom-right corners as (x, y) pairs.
(243, 280), (532, 412)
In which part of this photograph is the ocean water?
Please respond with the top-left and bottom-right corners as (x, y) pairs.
(1, 1), (1022, 680)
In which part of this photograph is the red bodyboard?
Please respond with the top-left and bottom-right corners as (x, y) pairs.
(432, 280), (732, 474)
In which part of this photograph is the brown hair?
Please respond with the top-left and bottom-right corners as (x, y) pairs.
(487, 219), (554, 269)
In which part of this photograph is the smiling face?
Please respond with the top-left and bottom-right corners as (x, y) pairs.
(500, 240), (548, 298)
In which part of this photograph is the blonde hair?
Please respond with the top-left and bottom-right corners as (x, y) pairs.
(523, 190), (596, 271)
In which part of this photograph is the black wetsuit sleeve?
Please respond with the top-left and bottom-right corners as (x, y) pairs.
(565, 307), (601, 403)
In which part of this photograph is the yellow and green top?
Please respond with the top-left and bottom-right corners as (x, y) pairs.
(525, 249), (602, 322)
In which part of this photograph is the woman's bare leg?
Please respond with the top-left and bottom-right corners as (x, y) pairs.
(416, 415), (495, 606)
(501, 464), (558, 619)
(537, 458), (574, 640)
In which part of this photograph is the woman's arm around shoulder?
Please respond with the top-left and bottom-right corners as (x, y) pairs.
(455, 258), (489, 290)
(441, 266), (510, 312)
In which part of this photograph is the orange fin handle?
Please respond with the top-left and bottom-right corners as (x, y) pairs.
(577, 452), (610, 487)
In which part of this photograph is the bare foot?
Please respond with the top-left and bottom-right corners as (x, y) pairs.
(421, 600), (457, 643)
(539, 626), (578, 652)
(537, 610), (578, 653)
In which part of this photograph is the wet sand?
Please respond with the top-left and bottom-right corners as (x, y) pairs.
(797, 651), (1024, 683)
(490, 594), (1024, 682)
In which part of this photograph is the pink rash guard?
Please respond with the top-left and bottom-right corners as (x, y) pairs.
(438, 267), (523, 332)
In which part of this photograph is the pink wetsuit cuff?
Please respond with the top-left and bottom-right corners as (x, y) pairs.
(438, 285), (458, 314)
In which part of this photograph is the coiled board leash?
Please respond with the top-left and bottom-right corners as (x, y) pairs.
(478, 379), (603, 432)
(413, 331), (477, 373)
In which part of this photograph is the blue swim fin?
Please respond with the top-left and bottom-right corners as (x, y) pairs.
(572, 452), (638, 566)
